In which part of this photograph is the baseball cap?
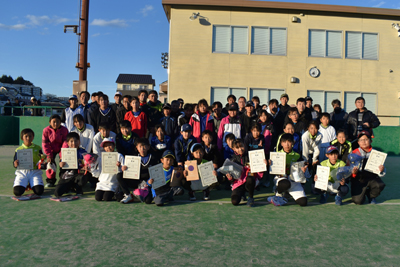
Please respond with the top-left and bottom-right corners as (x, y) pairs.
(280, 93), (289, 100)
(31, 97), (36, 100)
(162, 103), (171, 109)
(69, 94), (78, 100)
(245, 101), (254, 107)
(357, 130), (371, 139)
(326, 146), (339, 154)
(305, 96), (313, 102)
(114, 92), (122, 96)
(190, 143), (203, 153)
(162, 150), (175, 159)
(228, 102), (239, 111)
(181, 124), (192, 132)
(100, 137), (115, 147)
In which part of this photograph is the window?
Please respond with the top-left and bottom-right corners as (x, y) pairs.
(123, 85), (131, 90)
(344, 92), (377, 113)
(210, 87), (247, 104)
(250, 88), (285, 105)
(345, 32), (378, 60)
(309, 30), (342, 58)
(139, 85), (148, 90)
(212, 25), (248, 54)
(307, 90), (341, 113)
(251, 27), (287, 55)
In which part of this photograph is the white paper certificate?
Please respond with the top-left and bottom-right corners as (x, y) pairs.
(149, 163), (165, 190)
(101, 152), (118, 174)
(315, 165), (330, 191)
(17, 149), (33, 170)
(249, 149), (267, 173)
(365, 150), (387, 175)
(269, 152), (286, 175)
(61, 148), (78, 169)
(198, 161), (218, 187)
(123, 156), (141, 179)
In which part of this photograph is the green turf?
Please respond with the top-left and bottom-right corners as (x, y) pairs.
(1, 145), (400, 266)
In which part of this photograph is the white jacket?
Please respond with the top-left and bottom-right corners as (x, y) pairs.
(93, 153), (124, 192)
(71, 124), (95, 153)
(92, 131), (117, 156)
(318, 125), (336, 148)
(301, 131), (322, 162)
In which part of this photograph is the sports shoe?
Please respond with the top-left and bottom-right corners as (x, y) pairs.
(203, 189), (210, 201)
(246, 197), (255, 207)
(335, 195), (342, 206)
(242, 194), (247, 202)
(268, 196), (287, 206)
(319, 193), (327, 204)
(45, 183), (55, 188)
(189, 190), (196, 201)
(120, 193), (134, 204)
(369, 198), (377, 205)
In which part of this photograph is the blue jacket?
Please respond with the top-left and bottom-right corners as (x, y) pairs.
(174, 134), (196, 164)
(224, 145), (234, 160)
(116, 132), (139, 156)
(161, 116), (179, 139)
(148, 166), (173, 197)
(151, 135), (172, 159)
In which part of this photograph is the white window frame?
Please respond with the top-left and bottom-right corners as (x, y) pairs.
(210, 87), (248, 104)
(249, 88), (286, 105)
(307, 90), (342, 113)
(212, 25), (249, 54)
(122, 84), (131, 90)
(344, 91), (378, 114)
(345, 31), (379, 60)
(251, 27), (288, 56)
(308, 29), (343, 58)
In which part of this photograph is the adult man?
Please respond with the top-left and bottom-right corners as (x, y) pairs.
(345, 97), (380, 144)
(267, 99), (286, 147)
(61, 95), (84, 132)
(13, 99), (22, 116)
(240, 101), (258, 138)
(330, 99), (348, 132)
(237, 96), (246, 116)
(30, 97), (42, 116)
(87, 91), (101, 126)
(279, 93), (290, 115)
(285, 97), (312, 125)
(4, 99), (12, 115)
(142, 90), (162, 135)
(90, 94), (117, 133)
(111, 92), (123, 114)
(78, 91), (91, 123)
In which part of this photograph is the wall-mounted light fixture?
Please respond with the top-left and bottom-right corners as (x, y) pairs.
(290, 77), (298, 83)
(292, 16), (299, 23)
(392, 23), (400, 37)
(189, 12), (200, 21)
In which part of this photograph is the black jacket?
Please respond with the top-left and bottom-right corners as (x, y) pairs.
(330, 139), (352, 163)
(244, 133), (265, 152)
(116, 132), (139, 156)
(202, 143), (220, 166)
(240, 113), (258, 138)
(330, 108), (348, 132)
(90, 106), (117, 133)
(345, 109), (380, 141)
(230, 152), (250, 167)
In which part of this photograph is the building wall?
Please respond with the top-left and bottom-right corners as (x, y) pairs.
(168, 6), (400, 125)
(116, 83), (154, 90)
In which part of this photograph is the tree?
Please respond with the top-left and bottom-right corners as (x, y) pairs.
(0, 75), (14, 84)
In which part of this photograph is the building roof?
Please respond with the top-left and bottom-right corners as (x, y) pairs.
(116, 74), (155, 85)
(162, 0), (400, 21)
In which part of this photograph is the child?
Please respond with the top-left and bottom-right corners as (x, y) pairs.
(314, 146), (348, 205)
(124, 96), (147, 138)
(201, 130), (220, 169)
(161, 103), (179, 140)
(93, 137), (126, 201)
(189, 99), (214, 143)
(92, 123), (117, 156)
(244, 124), (265, 152)
(174, 124), (197, 166)
(55, 132), (91, 197)
(42, 114), (68, 187)
(71, 114), (95, 153)
(118, 138), (158, 203)
(146, 150), (184, 206)
(276, 122), (300, 154)
(318, 112), (337, 162)
(211, 102), (226, 137)
(151, 124), (172, 160)
(223, 133), (236, 160)
(330, 130), (352, 163)
(252, 96), (262, 116)
(227, 140), (257, 207)
(217, 102), (242, 150)
(268, 134), (308, 207)
(61, 94), (84, 132)
(301, 121), (322, 179)
(170, 100), (182, 119)
(240, 101), (258, 138)
(13, 128), (44, 197)
(183, 143), (216, 201)
(178, 103), (194, 127)
(116, 120), (139, 157)
(350, 131), (385, 205)
(258, 110), (273, 153)
(288, 107), (306, 135)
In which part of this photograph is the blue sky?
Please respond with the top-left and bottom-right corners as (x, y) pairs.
(0, 0), (399, 100)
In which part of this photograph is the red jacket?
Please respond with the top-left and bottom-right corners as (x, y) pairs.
(124, 111), (147, 138)
(189, 111), (214, 143)
(42, 125), (68, 159)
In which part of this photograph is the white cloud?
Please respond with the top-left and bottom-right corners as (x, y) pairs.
(0, 23), (27, 30)
(26, 15), (71, 26)
(91, 19), (128, 27)
(139, 5), (154, 17)
(91, 33), (101, 37)
(373, 1), (385, 7)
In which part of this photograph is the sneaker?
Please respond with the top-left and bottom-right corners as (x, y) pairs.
(203, 189), (210, 201)
(268, 196), (287, 206)
(369, 198), (377, 204)
(189, 190), (196, 201)
(335, 195), (342, 206)
(319, 193), (327, 204)
(246, 197), (255, 207)
(242, 194), (247, 202)
(120, 193), (134, 204)
(45, 183), (55, 188)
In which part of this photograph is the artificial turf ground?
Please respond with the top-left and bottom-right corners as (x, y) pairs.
(1, 146), (399, 266)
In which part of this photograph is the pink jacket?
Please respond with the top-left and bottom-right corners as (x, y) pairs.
(263, 129), (272, 156)
(42, 126), (68, 159)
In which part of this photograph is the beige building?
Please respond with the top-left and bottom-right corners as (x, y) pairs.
(116, 74), (155, 97)
(162, 0), (400, 126)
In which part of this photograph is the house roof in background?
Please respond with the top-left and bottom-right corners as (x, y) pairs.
(116, 74), (155, 85)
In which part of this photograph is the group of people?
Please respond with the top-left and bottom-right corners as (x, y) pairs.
(3, 96), (42, 116)
(12, 89), (386, 207)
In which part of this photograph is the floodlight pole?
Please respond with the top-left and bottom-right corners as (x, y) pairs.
(79, 0), (89, 81)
